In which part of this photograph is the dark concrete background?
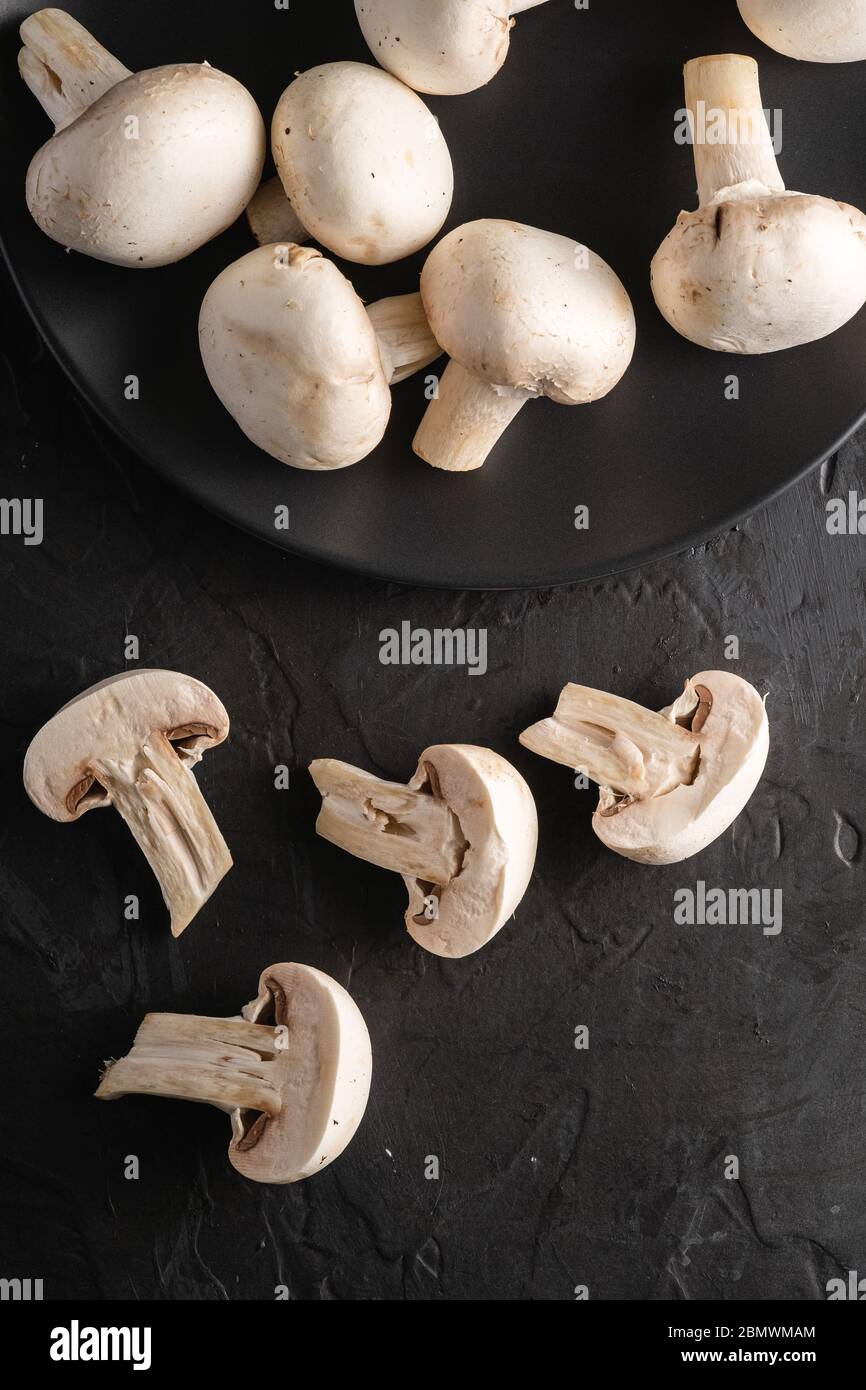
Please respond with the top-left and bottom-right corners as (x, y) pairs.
(1, 260), (864, 1302)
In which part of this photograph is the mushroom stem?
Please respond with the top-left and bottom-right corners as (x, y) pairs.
(685, 54), (785, 206)
(520, 684), (701, 799)
(19, 8), (132, 133)
(246, 175), (308, 247)
(413, 360), (530, 472)
(510, 0), (550, 12)
(96, 1012), (284, 1115)
(367, 293), (441, 385)
(93, 733), (233, 938)
(310, 758), (466, 885)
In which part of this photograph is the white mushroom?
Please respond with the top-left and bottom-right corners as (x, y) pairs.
(310, 745), (538, 958)
(247, 61), (453, 266)
(413, 220), (636, 472)
(737, 0), (866, 63)
(23, 670), (232, 936)
(651, 54), (866, 354)
(96, 962), (372, 1184)
(355, 0), (551, 95)
(199, 242), (441, 471)
(520, 671), (769, 865)
(20, 8), (265, 268)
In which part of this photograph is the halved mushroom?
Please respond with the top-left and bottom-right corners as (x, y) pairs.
(413, 220), (636, 472)
(310, 745), (538, 958)
(20, 8), (265, 268)
(96, 962), (372, 1184)
(246, 61), (453, 266)
(199, 242), (441, 470)
(651, 54), (866, 353)
(355, 0), (551, 95)
(520, 671), (769, 864)
(738, 1), (866, 63)
(23, 670), (232, 936)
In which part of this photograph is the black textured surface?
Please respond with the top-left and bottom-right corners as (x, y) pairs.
(3, 0), (866, 586)
(2, 257), (865, 1301)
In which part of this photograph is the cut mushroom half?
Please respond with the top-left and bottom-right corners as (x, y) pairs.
(414, 220), (636, 472)
(355, 0), (552, 95)
(310, 745), (538, 958)
(199, 242), (441, 470)
(737, 1), (866, 63)
(23, 670), (232, 936)
(96, 963), (372, 1184)
(651, 54), (866, 353)
(20, 8), (265, 268)
(247, 61), (453, 265)
(520, 670), (769, 864)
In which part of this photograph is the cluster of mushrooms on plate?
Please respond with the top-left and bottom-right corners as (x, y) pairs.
(17, 0), (864, 1180)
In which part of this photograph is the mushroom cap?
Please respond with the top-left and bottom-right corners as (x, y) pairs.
(593, 671), (769, 865)
(355, 0), (514, 95)
(421, 220), (636, 403)
(26, 64), (265, 268)
(737, 0), (866, 63)
(404, 744), (538, 958)
(651, 188), (866, 354)
(231, 962), (372, 1183)
(199, 243), (392, 470)
(23, 670), (230, 823)
(272, 61), (453, 265)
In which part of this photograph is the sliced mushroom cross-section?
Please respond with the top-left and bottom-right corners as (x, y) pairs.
(310, 745), (538, 958)
(96, 963), (372, 1184)
(520, 671), (769, 864)
(23, 670), (232, 936)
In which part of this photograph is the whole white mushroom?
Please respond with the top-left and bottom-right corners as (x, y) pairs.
(413, 220), (636, 472)
(20, 8), (265, 268)
(737, 0), (866, 63)
(199, 243), (441, 471)
(355, 0), (552, 95)
(652, 54), (866, 354)
(247, 61), (453, 266)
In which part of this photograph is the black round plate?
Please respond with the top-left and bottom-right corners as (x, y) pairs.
(2, 0), (865, 589)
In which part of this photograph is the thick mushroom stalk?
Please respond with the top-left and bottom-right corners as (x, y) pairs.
(23, 670), (232, 936)
(19, 8), (132, 132)
(737, 0), (866, 64)
(20, 8), (265, 268)
(414, 220), (635, 472)
(97, 963), (373, 1184)
(311, 745), (538, 959)
(355, 0), (552, 96)
(247, 61), (453, 266)
(199, 243), (441, 471)
(520, 671), (769, 865)
(651, 55), (866, 354)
